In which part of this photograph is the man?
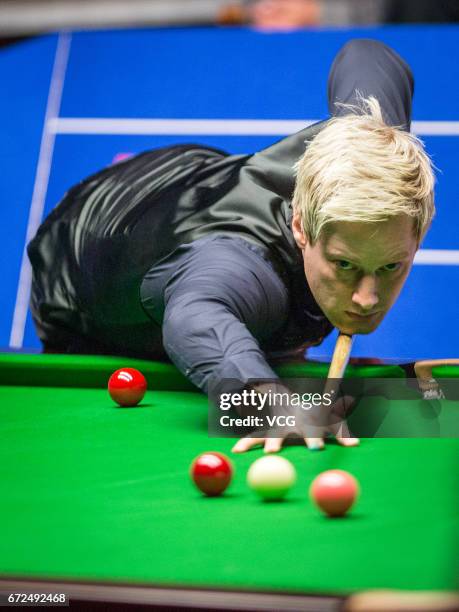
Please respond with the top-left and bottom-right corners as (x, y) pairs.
(27, 39), (435, 452)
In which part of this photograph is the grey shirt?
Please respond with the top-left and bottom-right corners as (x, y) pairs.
(141, 234), (290, 394)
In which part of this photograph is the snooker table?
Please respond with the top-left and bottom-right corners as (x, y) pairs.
(0, 352), (458, 611)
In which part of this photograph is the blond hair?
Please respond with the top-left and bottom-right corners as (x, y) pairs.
(292, 96), (435, 244)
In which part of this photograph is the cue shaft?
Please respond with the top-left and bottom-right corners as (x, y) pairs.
(328, 333), (354, 379)
(320, 334), (354, 424)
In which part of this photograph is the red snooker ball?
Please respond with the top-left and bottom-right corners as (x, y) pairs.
(310, 470), (359, 517)
(190, 452), (233, 497)
(108, 368), (147, 407)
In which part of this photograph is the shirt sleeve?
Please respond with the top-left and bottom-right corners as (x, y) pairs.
(158, 236), (289, 396)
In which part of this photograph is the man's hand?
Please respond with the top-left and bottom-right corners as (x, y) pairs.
(231, 395), (360, 453)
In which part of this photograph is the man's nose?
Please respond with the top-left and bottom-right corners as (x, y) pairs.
(351, 275), (379, 311)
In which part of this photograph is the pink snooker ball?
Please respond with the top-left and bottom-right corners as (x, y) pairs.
(310, 470), (359, 517)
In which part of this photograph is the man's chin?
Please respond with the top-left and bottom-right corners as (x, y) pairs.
(335, 316), (383, 335)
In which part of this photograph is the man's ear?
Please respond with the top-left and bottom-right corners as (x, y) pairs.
(292, 211), (307, 250)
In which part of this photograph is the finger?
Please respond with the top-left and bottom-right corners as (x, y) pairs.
(337, 436), (360, 447)
(263, 438), (283, 453)
(231, 438), (266, 453)
(330, 419), (359, 447)
(305, 437), (324, 451)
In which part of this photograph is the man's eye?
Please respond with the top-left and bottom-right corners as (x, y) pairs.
(336, 260), (354, 270)
(381, 263), (401, 272)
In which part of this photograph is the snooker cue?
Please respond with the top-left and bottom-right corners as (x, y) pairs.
(327, 333), (354, 379)
(318, 334), (354, 434)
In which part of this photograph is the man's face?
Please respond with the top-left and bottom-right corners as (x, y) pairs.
(292, 214), (418, 335)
